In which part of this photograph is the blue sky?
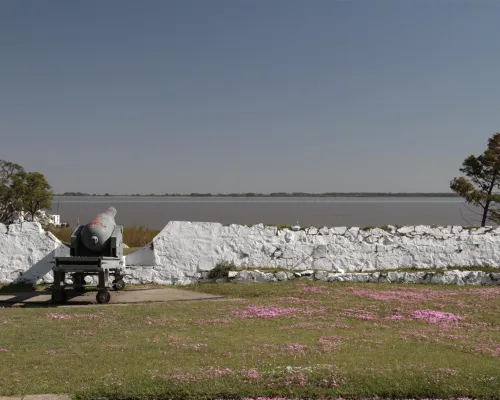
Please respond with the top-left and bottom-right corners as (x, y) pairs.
(1, 0), (499, 194)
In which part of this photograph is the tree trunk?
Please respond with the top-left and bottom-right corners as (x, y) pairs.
(482, 201), (489, 227)
(482, 171), (499, 227)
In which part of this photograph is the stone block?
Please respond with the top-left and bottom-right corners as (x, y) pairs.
(274, 271), (288, 281)
(234, 270), (255, 283)
(314, 270), (328, 281)
(490, 272), (500, 280)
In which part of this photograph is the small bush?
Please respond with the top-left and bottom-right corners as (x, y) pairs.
(208, 260), (235, 280)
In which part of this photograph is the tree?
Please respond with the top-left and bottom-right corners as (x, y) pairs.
(0, 160), (25, 224)
(450, 133), (500, 227)
(0, 159), (53, 224)
(15, 172), (53, 222)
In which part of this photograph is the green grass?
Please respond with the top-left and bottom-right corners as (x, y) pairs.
(1, 281), (499, 399)
(46, 226), (160, 248)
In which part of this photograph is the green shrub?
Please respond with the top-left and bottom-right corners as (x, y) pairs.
(208, 260), (235, 280)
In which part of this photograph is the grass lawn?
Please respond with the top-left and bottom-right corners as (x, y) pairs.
(0, 281), (499, 399)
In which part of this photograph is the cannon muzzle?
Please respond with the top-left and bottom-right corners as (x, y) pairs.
(80, 207), (117, 253)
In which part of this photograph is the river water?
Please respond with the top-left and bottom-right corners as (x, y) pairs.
(49, 196), (483, 230)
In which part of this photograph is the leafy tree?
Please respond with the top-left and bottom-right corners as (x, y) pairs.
(0, 160), (25, 224)
(0, 159), (53, 224)
(450, 133), (500, 226)
(15, 172), (53, 222)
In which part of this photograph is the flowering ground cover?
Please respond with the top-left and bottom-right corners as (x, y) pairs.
(0, 281), (499, 399)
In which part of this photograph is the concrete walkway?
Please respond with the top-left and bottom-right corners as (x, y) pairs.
(0, 396), (70, 400)
(0, 287), (225, 307)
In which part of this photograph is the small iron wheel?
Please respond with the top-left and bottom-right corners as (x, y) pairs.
(96, 290), (111, 304)
(112, 279), (125, 291)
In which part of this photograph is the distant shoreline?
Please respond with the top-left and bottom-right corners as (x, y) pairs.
(54, 192), (459, 198)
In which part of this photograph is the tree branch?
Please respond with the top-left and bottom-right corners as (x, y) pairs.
(459, 208), (476, 226)
(462, 202), (487, 218)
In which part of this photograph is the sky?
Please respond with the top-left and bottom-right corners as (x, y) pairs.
(1, 0), (500, 194)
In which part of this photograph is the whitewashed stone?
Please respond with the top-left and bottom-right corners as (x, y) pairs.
(274, 271), (288, 281)
(234, 270), (255, 283)
(480, 274), (495, 285)
(491, 272), (500, 280)
(285, 272), (295, 280)
(3, 220), (500, 286)
(397, 226), (414, 234)
(387, 272), (405, 283)
(463, 271), (484, 285)
(0, 222), (66, 284)
(330, 227), (347, 235)
(314, 270), (328, 281)
(319, 227), (329, 235)
(327, 273), (344, 282)
(368, 272), (380, 282)
(404, 272), (426, 284)
(253, 271), (269, 283)
(351, 273), (370, 283)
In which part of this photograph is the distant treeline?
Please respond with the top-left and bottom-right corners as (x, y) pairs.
(56, 192), (459, 198)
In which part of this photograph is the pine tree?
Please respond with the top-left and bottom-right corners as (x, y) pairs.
(450, 133), (500, 226)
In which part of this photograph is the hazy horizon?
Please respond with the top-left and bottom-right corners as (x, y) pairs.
(2, 0), (499, 194)
(54, 191), (458, 196)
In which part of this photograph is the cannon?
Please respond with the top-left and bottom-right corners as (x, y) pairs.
(51, 207), (126, 304)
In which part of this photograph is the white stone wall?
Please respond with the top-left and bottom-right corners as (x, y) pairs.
(2, 221), (500, 285)
(124, 222), (500, 284)
(227, 269), (500, 286)
(0, 222), (68, 284)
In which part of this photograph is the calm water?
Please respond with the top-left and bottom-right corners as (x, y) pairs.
(49, 196), (482, 230)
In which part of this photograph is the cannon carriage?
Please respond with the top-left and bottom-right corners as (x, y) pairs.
(51, 207), (126, 304)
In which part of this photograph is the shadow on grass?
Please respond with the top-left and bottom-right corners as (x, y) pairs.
(0, 283), (98, 308)
(0, 282), (47, 293)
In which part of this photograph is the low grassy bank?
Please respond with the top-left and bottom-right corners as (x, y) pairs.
(47, 225), (160, 248)
(0, 281), (499, 399)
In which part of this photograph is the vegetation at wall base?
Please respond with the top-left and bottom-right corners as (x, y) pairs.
(0, 281), (498, 399)
(207, 261), (235, 280)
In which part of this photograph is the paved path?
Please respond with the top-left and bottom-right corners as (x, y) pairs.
(0, 287), (225, 307)
(0, 396), (70, 400)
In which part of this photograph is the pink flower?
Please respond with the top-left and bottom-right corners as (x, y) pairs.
(0, 348), (8, 352)
(233, 305), (326, 319)
(278, 297), (317, 304)
(211, 368), (233, 377)
(44, 349), (57, 355)
(410, 309), (462, 324)
(245, 369), (261, 378)
(46, 313), (99, 320)
(387, 315), (407, 320)
(302, 286), (329, 294)
(232, 305), (297, 319)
